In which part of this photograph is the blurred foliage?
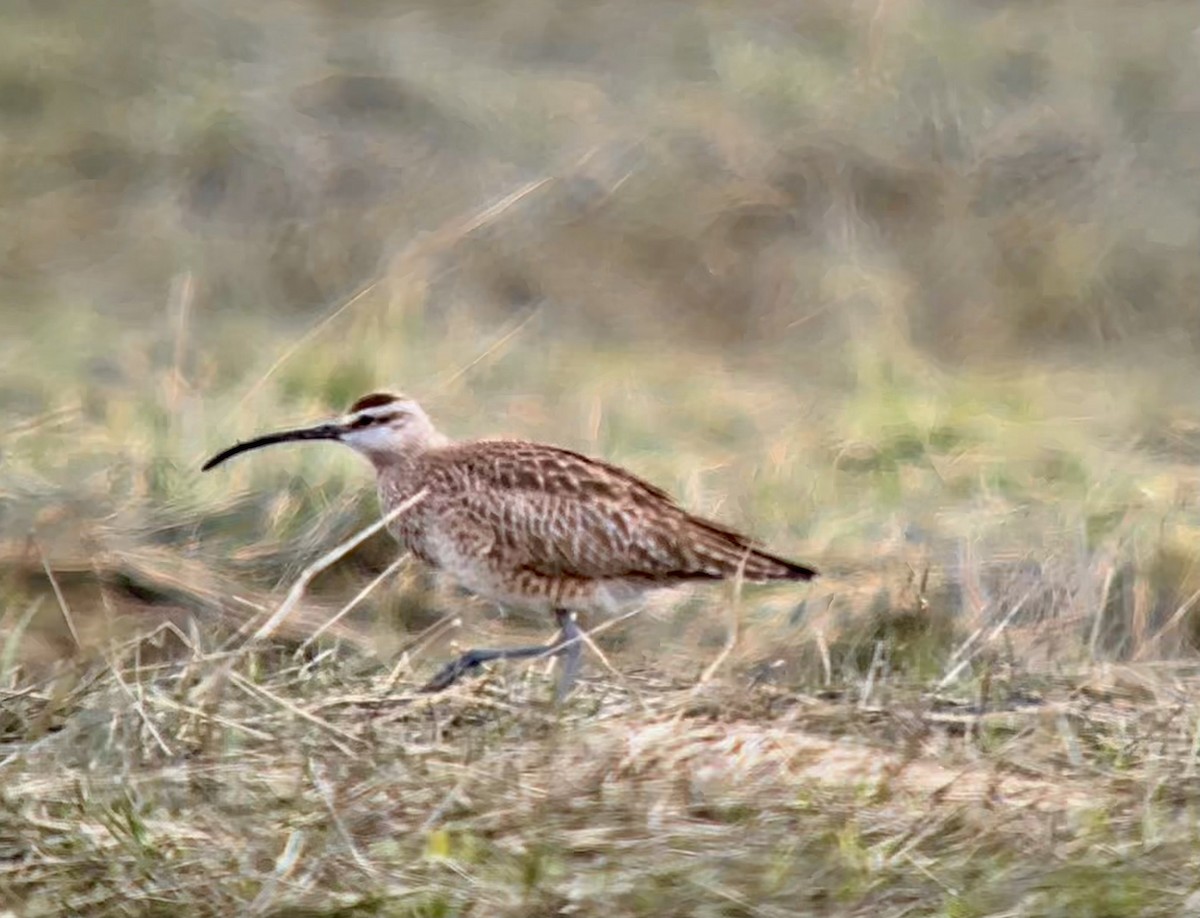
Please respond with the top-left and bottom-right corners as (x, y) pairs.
(4, 0), (1200, 358)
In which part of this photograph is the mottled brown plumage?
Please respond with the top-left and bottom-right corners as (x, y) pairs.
(202, 391), (817, 695)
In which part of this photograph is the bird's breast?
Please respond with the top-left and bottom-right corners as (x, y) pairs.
(377, 475), (440, 565)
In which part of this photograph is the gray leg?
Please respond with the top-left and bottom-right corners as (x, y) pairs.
(420, 609), (584, 697)
(554, 610), (584, 701)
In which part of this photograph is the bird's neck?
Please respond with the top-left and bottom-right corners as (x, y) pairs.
(365, 431), (448, 480)
(369, 452), (423, 507)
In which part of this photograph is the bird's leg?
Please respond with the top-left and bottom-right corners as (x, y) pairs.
(552, 609), (584, 701)
(420, 609), (584, 698)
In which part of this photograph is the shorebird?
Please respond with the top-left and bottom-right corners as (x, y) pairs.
(202, 392), (817, 697)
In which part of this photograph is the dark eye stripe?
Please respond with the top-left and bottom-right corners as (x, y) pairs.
(350, 411), (405, 429)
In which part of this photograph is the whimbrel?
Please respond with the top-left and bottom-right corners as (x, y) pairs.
(202, 393), (817, 697)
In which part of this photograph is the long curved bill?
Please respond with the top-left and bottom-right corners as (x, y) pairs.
(201, 423), (342, 471)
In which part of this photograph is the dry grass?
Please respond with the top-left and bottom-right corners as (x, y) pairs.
(6, 640), (1200, 916)
(7, 314), (1200, 913)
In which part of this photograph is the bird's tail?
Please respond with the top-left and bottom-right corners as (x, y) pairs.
(683, 514), (818, 582)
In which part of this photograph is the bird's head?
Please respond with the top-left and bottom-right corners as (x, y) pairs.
(201, 392), (445, 472)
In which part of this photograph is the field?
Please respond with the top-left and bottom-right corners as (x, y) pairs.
(5, 0), (1200, 914)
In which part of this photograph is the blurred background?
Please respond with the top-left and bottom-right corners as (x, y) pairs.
(6, 0), (1200, 679)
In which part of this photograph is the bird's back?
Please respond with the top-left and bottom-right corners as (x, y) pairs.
(385, 439), (815, 585)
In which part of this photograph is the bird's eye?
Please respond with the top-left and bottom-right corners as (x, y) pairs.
(350, 415), (374, 429)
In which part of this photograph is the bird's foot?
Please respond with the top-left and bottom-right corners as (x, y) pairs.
(419, 609), (584, 698)
(420, 650), (493, 693)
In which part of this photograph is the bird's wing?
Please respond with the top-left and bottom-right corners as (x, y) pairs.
(424, 441), (814, 582)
